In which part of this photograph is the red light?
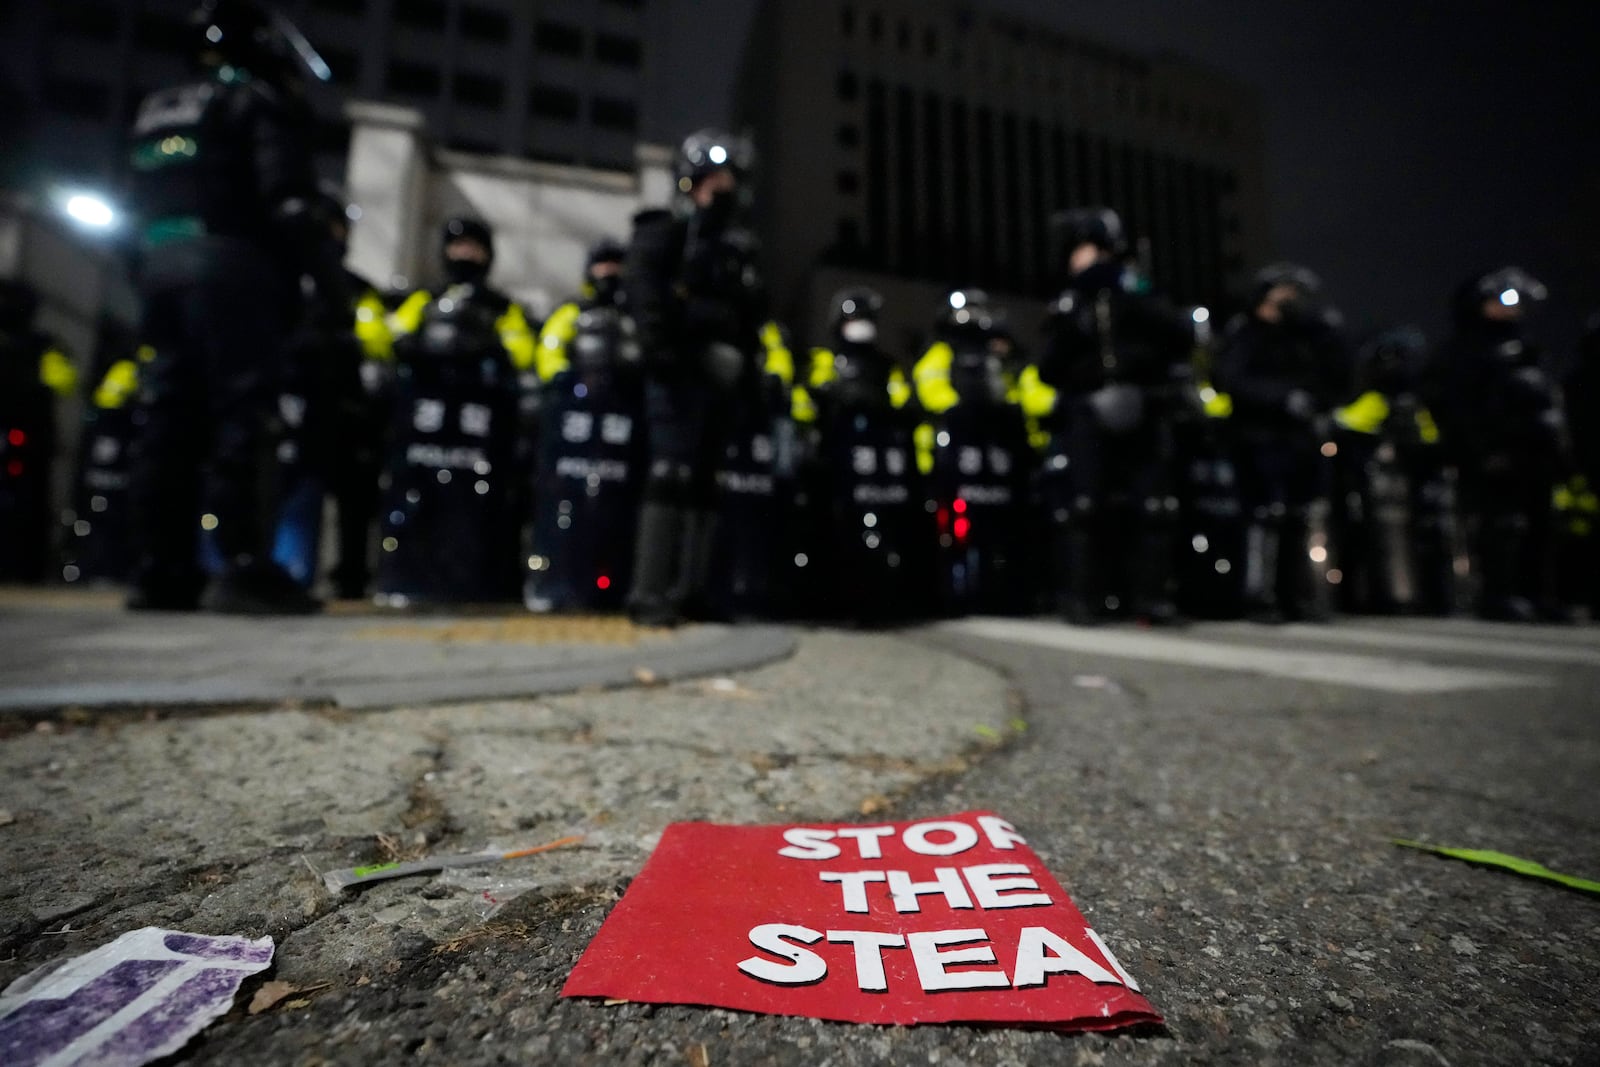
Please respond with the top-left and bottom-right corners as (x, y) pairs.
(935, 507), (949, 531)
(953, 516), (971, 540)
(952, 498), (968, 514)
(6, 429), (23, 447)
(596, 575), (612, 590)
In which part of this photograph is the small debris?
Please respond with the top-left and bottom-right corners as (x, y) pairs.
(685, 1042), (711, 1067)
(633, 667), (661, 686)
(0, 810), (14, 827)
(858, 795), (892, 816)
(604, 997), (630, 1006)
(1449, 934), (1480, 957)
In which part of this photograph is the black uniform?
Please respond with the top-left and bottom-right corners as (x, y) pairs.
(0, 280), (73, 583)
(1428, 268), (1566, 621)
(1213, 265), (1351, 620)
(623, 130), (766, 626)
(1037, 258), (1193, 623)
(122, 1), (343, 613)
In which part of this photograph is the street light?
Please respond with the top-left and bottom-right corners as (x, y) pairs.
(57, 189), (119, 231)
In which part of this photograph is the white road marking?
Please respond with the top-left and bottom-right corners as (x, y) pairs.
(941, 618), (1548, 694)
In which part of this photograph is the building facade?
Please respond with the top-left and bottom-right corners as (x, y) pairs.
(735, 0), (1272, 347)
(0, 0), (663, 188)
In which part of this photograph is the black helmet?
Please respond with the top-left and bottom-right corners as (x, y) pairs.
(1450, 266), (1547, 326)
(1251, 262), (1322, 304)
(935, 288), (997, 341)
(828, 286), (884, 346)
(189, 0), (331, 86)
(1051, 207), (1127, 258)
(1358, 326), (1428, 392)
(442, 217), (494, 262)
(584, 237), (626, 272)
(674, 128), (754, 190)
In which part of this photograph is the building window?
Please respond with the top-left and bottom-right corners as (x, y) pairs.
(592, 96), (638, 132)
(840, 6), (854, 35)
(392, 0), (446, 30)
(865, 80), (888, 271)
(529, 84), (580, 121)
(949, 100), (971, 277)
(42, 76), (110, 120)
(459, 5), (510, 42)
(133, 12), (187, 55)
(535, 20), (585, 57)
(868, 12), (882, 42)
(837, 123), (860, 148)
(923, 93), (945, 277)
(595, 33), (642, 69)
(895, 85), (917, 274)
(311, 0), (366, 14)
(836, 170), (860, 194)
(923, 27), (938, 56)
(896, 20), (910, 50)
(386, 59), (441, 97)
(837, 70), (859, 102)
(454, 71), (505, 110)
(975, 106), (997, 283)
(49, 4), (119, 42)
(599, 0), (644, 7)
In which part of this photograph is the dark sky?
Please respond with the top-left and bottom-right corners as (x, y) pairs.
(656, 1), (1600, 356)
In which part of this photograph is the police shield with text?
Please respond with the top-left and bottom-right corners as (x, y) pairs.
(911, 289), (1032, 615)
(122, 0), (343, 614)
(375, 219), (524, 605)
(622, 129), (768, 626)
(803, 287), (928, 620)
(1214, 263), (1352, 622)
(1035, 208), (1193, 625)
(525, 239), (646, 612)
(1427, 267), (1567, 621)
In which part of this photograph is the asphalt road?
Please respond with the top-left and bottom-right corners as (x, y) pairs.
(2, 610), (1596, 1065)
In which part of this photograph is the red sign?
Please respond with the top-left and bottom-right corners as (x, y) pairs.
(562, 811), (1161, 1031)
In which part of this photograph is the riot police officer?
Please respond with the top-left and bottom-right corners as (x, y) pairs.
(523, 238), (647, 612)
(375, 218), (528, 605)
(622, 128), (768, 626)
(1036, 208), (1194, 625)
(122, 0), (343, 613)
(1428, 267), (1567, 621)
(0, 279), (77, 582)
(1214, 263), (1352, 622)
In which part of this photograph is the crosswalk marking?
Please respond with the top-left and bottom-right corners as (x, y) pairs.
(940, 618), (1549, 694)
(1215, 622), (1600, 669)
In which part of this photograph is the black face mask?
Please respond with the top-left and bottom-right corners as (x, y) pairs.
(698, 189), (740, 231)
(588, 274), (621, 307)
(1476, 315), (1524, 345)
(1070, 259), (1124, 295)
(444, 257), (489, 286)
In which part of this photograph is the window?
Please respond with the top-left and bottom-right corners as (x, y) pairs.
(454, 71), (504, 109)
(535, 20), (584, 57)
(595, 33), (642, 68)
(459, 5), (509, 42)
(836, 170), (859, 194)
(529, 84), (580, 121)
(385, 59), (440, 97)
(592, 96), (637, 132)
(133, 12), (187, 55)
(43, 76), (110, 119)
(836, 123), (860, 148)
(840, 6), (854, 35)
(836, 70), (859, 102)
(392, 0), (446, 30)
(49, 4), (118, 42)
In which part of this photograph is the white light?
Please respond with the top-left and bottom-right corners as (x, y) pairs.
(935, 431), (951, 447)
(1499, 288), (1519, 307)
(1192, 534), (1209, 553)
(708, 145), (728, 165)
(1309, 546), (1329, 564)
(863, 512), (877, 528)
(1214, 559), (1232, 574)
(206, 25), (223, 43)
(1191, 306), (1210, 324)
(949, 291), (967, 309)
(65, 193), (116, 229)
(794, 553), (809, 567)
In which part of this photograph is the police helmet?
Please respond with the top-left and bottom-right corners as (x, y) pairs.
(189, 0), (331, 85)
(442, 217), (494, 265)
(1251, 262), (1323, 304)
(935, 288), (997, 339)
(1051, 207), (1127, 258)
(585, 237), (627, 272)
(829, 286), (884, 345)
(674, 128), (754, 191)
(1450, 266), (1547, 325)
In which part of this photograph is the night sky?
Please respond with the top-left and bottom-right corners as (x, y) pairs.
(655, 1), (1600, 359)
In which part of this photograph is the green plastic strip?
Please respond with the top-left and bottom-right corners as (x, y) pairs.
(1394, 839), (1600, 896)
(349, 861), (401, 878)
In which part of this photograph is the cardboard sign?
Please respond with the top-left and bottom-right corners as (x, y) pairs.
(563, 812), (1160, 1031)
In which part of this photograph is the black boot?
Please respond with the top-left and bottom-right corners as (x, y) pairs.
(201, 555), (322, 615)
(627, 502), (686, 627)
(1243, 519), (1283, 623)
(1130, 512), (1182, 626)
(670, 509), (722, 621)
(1477, 515), (1535, 621)
(1056, 522), (1099, 625)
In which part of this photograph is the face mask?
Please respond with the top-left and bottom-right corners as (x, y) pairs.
(444, 257), (488, 286)
(588, 274), (621, 306)
(699, 188), (739, 229)
(841, 319), (877, 345)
